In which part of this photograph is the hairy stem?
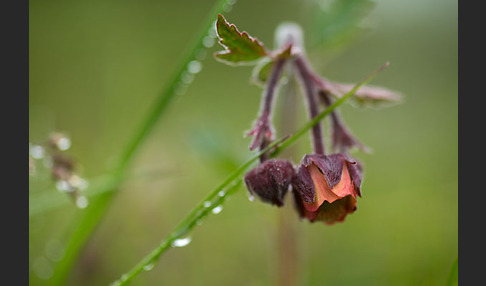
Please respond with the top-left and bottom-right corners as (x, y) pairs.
(293, 55), (325, 154)
(249, 57), (288, 152)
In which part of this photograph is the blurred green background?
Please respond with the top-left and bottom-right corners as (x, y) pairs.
(29, 0), (457, 285)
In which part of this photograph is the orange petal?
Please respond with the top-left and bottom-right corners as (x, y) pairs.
(330, 164), (356, 199)
(303, 163), (339, 212)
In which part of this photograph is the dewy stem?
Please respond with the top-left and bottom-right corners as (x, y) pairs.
(293, 55), (325, 154)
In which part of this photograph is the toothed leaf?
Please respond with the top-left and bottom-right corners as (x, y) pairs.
(214, 14), (267, 65)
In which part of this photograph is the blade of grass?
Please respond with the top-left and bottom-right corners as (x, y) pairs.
(447, 257), (458, 286)
(47, 1), (239, 285)
(110, 62), (389, 285)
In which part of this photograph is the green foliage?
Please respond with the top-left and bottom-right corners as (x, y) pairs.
(214, 14), (268, 65)
(447, 257), (458, 286)
(308, 0), (375, 50)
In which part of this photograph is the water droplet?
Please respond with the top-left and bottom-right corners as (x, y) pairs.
(76, 196), (89, 209)
(203, 36), (215, 48)
(223, 3), (233, 12)
(211, 205), (223, 214)
(208, 26), (217, 38)
(248, 195), (255, 202)
(188, 60), (202, 74)
(203, 201), (211, 208)
(120, 274), (128, 282)
(30, 145), (45, 159)
(175, 83), (188, 95)
(196, 219), (202, 226)
(57, 137), (71, 151)
(45, 239), (65, 262)
(32, 257), (53, 280)
(181, 71), (195, 84)
(171, 237), (192, 247)
(143, 263), (155, 271)
(56, 180), (73, 192)
(218, 191), (225, 197)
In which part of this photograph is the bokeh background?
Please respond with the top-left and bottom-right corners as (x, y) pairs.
(29, 0), (458, 285)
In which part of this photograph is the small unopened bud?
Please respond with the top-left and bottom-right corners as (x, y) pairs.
(244, 159), (295, 207)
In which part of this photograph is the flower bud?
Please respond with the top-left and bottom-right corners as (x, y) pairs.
(244, 159), (295, 207)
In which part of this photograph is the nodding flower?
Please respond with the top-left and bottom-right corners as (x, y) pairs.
(292, 153), (363, 224)
(244, 159), (295, 207)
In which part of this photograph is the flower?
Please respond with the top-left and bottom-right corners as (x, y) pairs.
(292, 153), (362, 224)
(244, 159), (295, 206)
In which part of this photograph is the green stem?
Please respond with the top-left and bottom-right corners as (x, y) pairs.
(110, 62), (389, 286)
(48, 1), (238, 285)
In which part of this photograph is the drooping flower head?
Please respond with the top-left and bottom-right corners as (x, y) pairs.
(292, 153), (363, 224)
(244, 159), (295, 207)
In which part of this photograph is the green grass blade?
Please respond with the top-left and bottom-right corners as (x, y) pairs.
(447, 257), (458, 286)
(47, 1), (239, 285)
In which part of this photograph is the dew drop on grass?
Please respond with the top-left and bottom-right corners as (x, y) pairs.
(119, 274), (128, 283)
(218, 190), (225, 197)
(56, 180), (71, 192)
(32, 257), (53, 280)
(76, 196), (89, 209)
(188, 60), (202, 74)
(45, 239), (65, 262)
(181, 71), (195, 84)
(248, 195), (255, 202)
(143, 263), (155, 271)
(203, 201), (211, 208)
(56, 137), (71, 151)
(171, 237), (192, 248)
(211, 205), (223, 214)
(30, 145), (45, 159)
(223, 3), (233, 12)
(203, 36), (215, 48)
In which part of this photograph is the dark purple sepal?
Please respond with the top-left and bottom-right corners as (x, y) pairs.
(301, 153), (345, 190)
(343, 155), (364, 197)
(292, 164), (315, 204)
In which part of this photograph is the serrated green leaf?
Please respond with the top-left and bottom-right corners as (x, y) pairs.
(214, 14), (267, 65)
